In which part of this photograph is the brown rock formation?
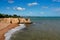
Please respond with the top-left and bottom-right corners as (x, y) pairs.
(0, 18), (31, 24)
(11, 18), (19, 24)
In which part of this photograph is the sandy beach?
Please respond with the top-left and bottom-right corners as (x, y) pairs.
(0, 23), (19, 40)
(0, 18), (31, 40)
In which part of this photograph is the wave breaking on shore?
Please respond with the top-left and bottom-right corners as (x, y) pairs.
(4, 24), (26, 40)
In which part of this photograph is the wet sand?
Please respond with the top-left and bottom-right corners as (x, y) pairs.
(0, 23), (19, 40)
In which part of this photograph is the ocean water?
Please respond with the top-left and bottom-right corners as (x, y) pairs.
(10, 17), (60, 40)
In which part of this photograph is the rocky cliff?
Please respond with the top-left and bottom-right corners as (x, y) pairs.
(0, 18), (31, 24)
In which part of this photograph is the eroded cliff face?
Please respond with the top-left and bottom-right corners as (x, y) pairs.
(11, 18), (19, 23)
(0, 18), (31, 24)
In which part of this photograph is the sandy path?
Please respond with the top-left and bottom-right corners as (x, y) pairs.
(0, 23), (18, 40)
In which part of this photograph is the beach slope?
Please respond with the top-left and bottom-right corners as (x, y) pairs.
(0, 23), (18, 40)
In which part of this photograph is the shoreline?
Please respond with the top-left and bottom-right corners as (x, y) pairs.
(0, 23), (19, 40)
(5, 24), (26, 40)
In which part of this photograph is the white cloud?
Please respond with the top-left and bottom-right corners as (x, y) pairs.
(53, 8), (60, 12)
(42, 6), (48, 9)
(26, 11), (33, 16)
(8, 0), (14, 3)
(55, 8), (60, 11)
(28, 2), (38, 6)
(40, 12), (45, 14)
(29, 12), (33, 13)
(6, 6), (25, 11)
(13, 13), (17, 14)
(52, 0), (60, 2)
(6, 7), (10, 9)
(13, 7), (25, 11)
(52, 8), (60, 14)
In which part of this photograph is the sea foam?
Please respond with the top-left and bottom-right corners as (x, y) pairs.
(4, 24), (26, 40)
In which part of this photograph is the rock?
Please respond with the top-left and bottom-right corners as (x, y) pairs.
(0, 18), (32, 24)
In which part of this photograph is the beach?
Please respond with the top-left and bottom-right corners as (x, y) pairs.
(0, 18), (31, 40)
(0, 23), (18, 40)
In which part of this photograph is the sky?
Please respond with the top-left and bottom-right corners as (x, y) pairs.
(0, 0), (60, 16)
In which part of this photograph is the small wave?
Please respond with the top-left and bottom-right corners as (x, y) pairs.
(4, 24), (26, 40)
(33, 22), (36, 24)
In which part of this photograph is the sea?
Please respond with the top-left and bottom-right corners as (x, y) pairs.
(5, 17), (60, 40)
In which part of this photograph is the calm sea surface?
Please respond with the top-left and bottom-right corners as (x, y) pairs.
(11, 17), (60, 40)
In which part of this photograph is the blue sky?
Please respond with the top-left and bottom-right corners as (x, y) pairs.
(0, 0), (60, 16)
